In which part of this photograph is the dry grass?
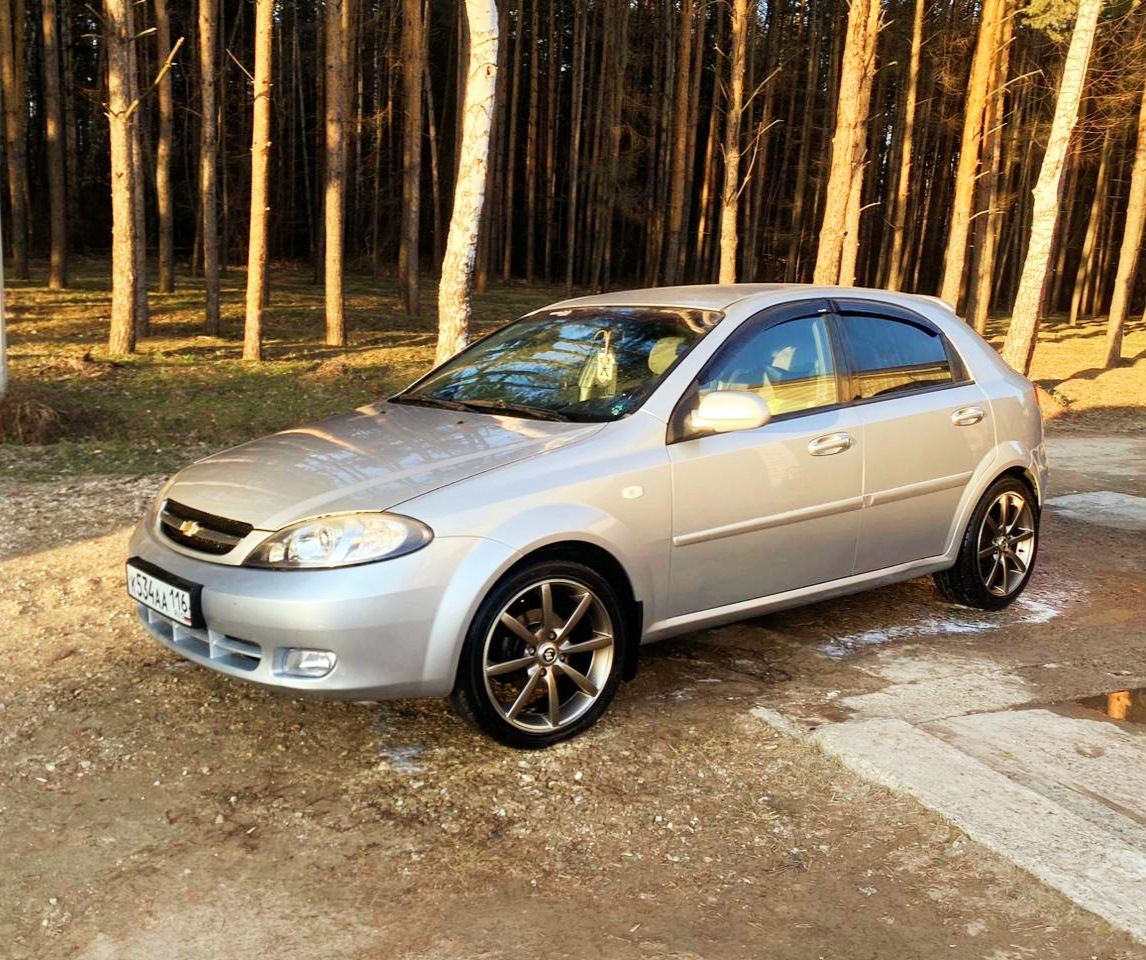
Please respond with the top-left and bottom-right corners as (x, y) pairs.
(1, 261), (1143, 476)
(985, 313), (1146, 432)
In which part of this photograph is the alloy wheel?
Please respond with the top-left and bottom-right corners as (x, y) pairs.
(976, 490), (1036, 597)
(482, 578), (616, 733)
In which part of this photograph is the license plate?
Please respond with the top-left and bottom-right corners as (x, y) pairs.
(126, 559), (203, 628)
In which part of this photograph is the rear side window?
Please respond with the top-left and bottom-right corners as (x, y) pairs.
(841, 314), (955, 400)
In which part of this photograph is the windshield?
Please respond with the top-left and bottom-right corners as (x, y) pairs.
(394, 306), (721, 422)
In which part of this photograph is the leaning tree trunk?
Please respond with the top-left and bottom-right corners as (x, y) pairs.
(244, 0), (273, 362)
(41, 0), (67, 289)
(813, 0), (878, 285)
(324, 0), (347, 346)
(436, 0), (499, 365)
(105, 0), (139, 355)
(1102, 80), (1146, 368)
(718, 0), (749, 284)
(1001, 0), (1103, 375)
(199, 0), (220, 333)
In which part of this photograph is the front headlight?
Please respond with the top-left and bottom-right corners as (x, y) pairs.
(244, 513), (433, 569)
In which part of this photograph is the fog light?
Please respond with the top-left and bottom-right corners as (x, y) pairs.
(281, 648), (337, 678)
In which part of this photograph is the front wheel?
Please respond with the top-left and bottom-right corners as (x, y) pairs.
(933, 476), (1039, 610)
(450, 561), (627, 748)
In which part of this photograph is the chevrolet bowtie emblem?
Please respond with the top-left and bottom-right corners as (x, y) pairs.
(180, 520), (202, 538)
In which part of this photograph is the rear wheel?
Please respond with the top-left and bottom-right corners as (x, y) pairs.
(934, 476), (1039, 610)
(451, 561), (626, 748)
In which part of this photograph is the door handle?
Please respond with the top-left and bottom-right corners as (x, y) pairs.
(808, 433), (854, 456)
(951, 406), (985, 427)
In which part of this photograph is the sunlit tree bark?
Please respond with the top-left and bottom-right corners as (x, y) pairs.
(436, 0), (499, 365)
(199, 0), (220, 333)
(105, 0), (140, 355)
(718, 0), (749, 284)
(324, 0), (347, 346)
(41, 0), (67, 289)
(1001, 0), (1103, 375)
(1102, 80), (1146, 369)
(244, 0), (273, 362)
(813, 0), (879, 284)
(940, 0), (1006, 309)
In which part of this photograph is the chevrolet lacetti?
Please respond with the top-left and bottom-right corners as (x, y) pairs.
(126, 285), (1046, 747)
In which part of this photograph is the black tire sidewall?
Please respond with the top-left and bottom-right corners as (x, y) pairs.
(452, 560), (627, 748)
(955, 476), (1040, 610)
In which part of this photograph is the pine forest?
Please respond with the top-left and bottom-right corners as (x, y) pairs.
(2, 0), (1146, 372)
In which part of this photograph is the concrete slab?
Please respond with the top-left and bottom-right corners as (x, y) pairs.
(925, 707), (1146, 854)
(812, 718), (1146, 944)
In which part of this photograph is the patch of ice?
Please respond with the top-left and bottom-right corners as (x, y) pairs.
(385, 745), (426, 774)
(819, 587), (1071, 659)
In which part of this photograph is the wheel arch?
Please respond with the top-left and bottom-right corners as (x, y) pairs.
(488, 540), (644, 682)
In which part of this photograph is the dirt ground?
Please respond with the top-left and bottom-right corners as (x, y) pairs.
(2, 318), (1144, 959)
(2, 417), (1145, 960)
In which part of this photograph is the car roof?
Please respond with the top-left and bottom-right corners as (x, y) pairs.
(544, 283), (956, 317)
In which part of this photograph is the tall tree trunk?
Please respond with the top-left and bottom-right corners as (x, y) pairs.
(1001, 0), (1102, 375)
(437, 0), (499, 365)
(718, 0), (749, 284)
(128, 5), (148, 338)
(663, 0), (694, 285)
(0, 0), (28, 278)
(813, 0), (878, 284)
(105, 0), (139, 354)
(325, 0), (347, 344)
(244, 0), (273, 362)
(399, 0), (424, 314)
(155, 0), (175, 293)
(838, 0), (881, 288)
(1067, 132), (1112, 326)
(1102, 80), (1146, 368)
(199, 0), (221, 333)
(939, 0), (1005, 308)
(41, 0), (67, 289)
(786, 0), (821, 282)
(563, 0), (587, 294)
(500, 0), (523, 283)
(524, 0), (539, 283)
(969, 5), (1014, 334)
(886, 0), (924, 291)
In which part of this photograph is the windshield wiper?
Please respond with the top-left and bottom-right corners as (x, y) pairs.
(389, 394), (470, 412)
(451, 398), (572, 421)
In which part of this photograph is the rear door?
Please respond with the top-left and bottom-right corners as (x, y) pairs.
(833, 300), (994, 573)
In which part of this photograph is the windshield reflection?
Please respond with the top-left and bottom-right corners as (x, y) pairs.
(395, 306), (721, 422)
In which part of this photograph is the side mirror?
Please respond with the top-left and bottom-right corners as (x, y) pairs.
(689, 390), (772, 434)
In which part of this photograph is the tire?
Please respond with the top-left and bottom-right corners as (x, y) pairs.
(450, 561), (626, 749)
(933, 475), (1039, 610)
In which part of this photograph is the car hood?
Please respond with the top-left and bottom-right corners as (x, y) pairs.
(160, 401), (604, 531)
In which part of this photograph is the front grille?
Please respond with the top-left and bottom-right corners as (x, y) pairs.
(159, 499), (253, 555)
(137, 602), (263, 671)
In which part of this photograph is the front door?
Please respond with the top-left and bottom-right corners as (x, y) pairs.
(666, 307), (863, 618)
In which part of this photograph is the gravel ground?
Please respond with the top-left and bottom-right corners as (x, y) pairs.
(4, 428), (1146, 959)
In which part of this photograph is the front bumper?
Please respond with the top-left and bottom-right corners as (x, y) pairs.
(127, 521), (519, 699)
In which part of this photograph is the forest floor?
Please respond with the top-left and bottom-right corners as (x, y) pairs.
(1, 264), (1145, 959)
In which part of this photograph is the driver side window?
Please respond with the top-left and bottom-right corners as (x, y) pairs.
(699, 315), (840, 417)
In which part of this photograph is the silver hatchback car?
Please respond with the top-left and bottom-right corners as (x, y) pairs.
(127, 285), (1046, 747)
